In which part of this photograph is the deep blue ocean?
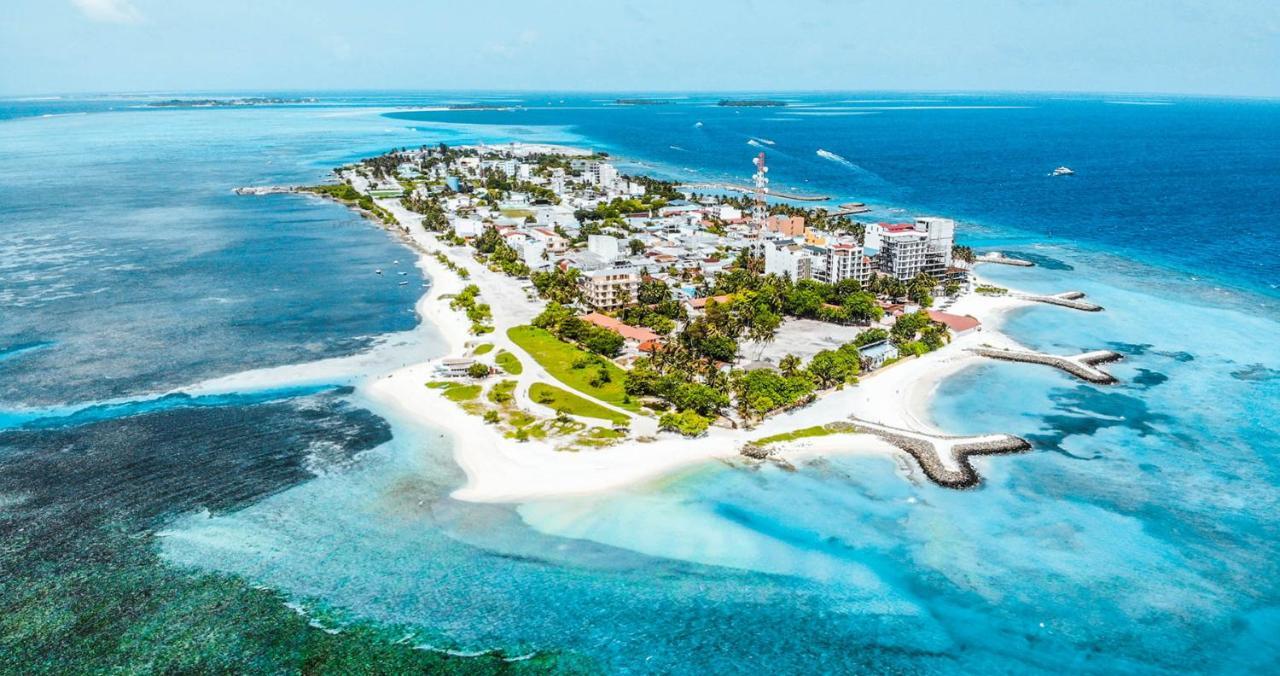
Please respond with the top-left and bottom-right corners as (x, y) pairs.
(2, 92), (1278, 673)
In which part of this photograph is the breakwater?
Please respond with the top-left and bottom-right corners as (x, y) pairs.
(1012, 290), (1104, 311)
(968, 346), (1123, 384)
(846, 418), (1031, 489)
(976, 252), (1034, 267)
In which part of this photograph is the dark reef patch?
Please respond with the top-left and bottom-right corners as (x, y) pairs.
(1025, 386), (1172, 455)
(0, 393), (583, 673)
(1132, 369), (1169, 388)
(1230, 364), (1280, 382)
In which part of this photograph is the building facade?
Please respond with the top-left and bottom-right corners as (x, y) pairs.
(581, 267), (640, 310)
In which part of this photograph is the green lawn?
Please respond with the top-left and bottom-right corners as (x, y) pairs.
(746, 422), (857, 449)
(472, 343), (494, 356)
(495, 350), (523, 375)
(427, 381), (481, 402)
(529, 382), (629, 425)
(508, 326), (640, 412)
(500, 208), (535, 219)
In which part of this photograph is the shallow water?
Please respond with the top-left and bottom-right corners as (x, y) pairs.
(4, 93), (1279, 673)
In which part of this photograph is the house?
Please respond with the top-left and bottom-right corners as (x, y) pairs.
(529, 227), (569, 253)
(435, 358), (476, 378)
(926, 310), (981, 337)
(857, 340), (899, 368)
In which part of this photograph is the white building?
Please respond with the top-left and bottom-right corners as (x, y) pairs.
(872, 224), (930, 280)
(810, 241), (871, 285)
(587, 234), (621, 262)
(588, 162), (619, 189)
(450, 217), (484, 238)
(581, 267), (640, 311)
(763, 240), (811, 280)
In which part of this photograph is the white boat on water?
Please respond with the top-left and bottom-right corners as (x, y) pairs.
(1050, 166), (1075, 176)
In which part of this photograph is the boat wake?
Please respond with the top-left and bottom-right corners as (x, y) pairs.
(747, 137), (775, 148)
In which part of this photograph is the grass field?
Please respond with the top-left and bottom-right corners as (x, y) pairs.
(529, 382), (629, 425)
(472, 343), (494, 356)
(494, 350), (523, 375)
(508, 326), (640, 412)
(745, 422), (856, 449)
(427, 381), (482, 402)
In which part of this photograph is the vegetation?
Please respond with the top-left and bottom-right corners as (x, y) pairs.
(429, 381), (482, 402)
(302, 182), (397, 226)
(529, 383), (629, 425)
(508, 326), (641, 412)
(658, 409), (711, 437)
(466, 362), (491, 379)
(495, 350), (523, 375)
(714, 260), (884, 326)
(975, 284), (1007, 296)
(487, 380), (518, 405)
(529, 267), (582, 305)
(472, 343), (494, 355)
(432, 251), (470, 280)
(742, 421), (857, 452)
(532, 302), (625, 357)
(732, 369), (816, 421)
(474, 226), (531, 277)
(448, 284), (492, 334)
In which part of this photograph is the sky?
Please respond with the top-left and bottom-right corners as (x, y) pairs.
(1, 0), (1278, 97)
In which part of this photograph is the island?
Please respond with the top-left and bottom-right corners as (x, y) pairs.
(146, 97), (317, 107)
(239, 141), (1117, 498)
(717, 99), (788, 107)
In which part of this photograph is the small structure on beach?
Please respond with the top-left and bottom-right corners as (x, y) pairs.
(926, 310), (982, 337)
(857, 340), (899, 368)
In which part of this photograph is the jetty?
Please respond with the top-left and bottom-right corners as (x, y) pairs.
(1012, 290), (1103, 311)
(832, 202), (872, 216)
(975, 252), (1034, 267)
(848, 418), (1031, 489)
(968, 346), (1123, 384)
(678, 182), (830, 202)
(233, 186), (296, 196)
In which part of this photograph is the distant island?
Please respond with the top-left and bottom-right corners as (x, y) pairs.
(447, 103), (517, 110)
(146, 97), (317, 108)
(718, 99), (787, 107)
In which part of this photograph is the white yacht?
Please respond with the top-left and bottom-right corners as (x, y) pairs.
(1050, 166), (1075, 176)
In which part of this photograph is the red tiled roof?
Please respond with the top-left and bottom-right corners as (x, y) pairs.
(927, 310), (981, 332)
(879, 222), (916, 233)
(579, 312), (660, 343)
(688, 294), (734, 309)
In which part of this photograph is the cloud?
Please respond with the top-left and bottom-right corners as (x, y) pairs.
(70, 0), (143, 24)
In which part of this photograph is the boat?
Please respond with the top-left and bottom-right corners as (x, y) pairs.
(1050, 166), (1075, 176)
(375, 269), (382, 274)
(398, 281), (409, 286)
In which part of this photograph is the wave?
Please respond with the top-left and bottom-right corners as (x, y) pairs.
(816, 149), (856, 168)
(747, 137), (775, 147)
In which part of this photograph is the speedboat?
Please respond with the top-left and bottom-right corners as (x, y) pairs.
(1050, 166), (1075, 176)
(375, 269), (383, 274)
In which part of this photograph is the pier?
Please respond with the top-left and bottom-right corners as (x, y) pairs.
(848, 418), (1031, 489)
(968, 346), (1122, 384)
(1012, 290), (1103, 311)
(678, 182), (830, 202)
(831, 202), (872, 216)
(975, 252), (1034, 267)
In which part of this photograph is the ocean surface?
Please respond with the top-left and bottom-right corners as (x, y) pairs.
(2, 92), (1279, 673)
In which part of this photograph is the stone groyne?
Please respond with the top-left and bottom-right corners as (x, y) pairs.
(1012, 291), (1103, 312)
(847, 418), (1031, 489)
(968, 346), (1123, 384)
(975, 252), (1034, 267)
